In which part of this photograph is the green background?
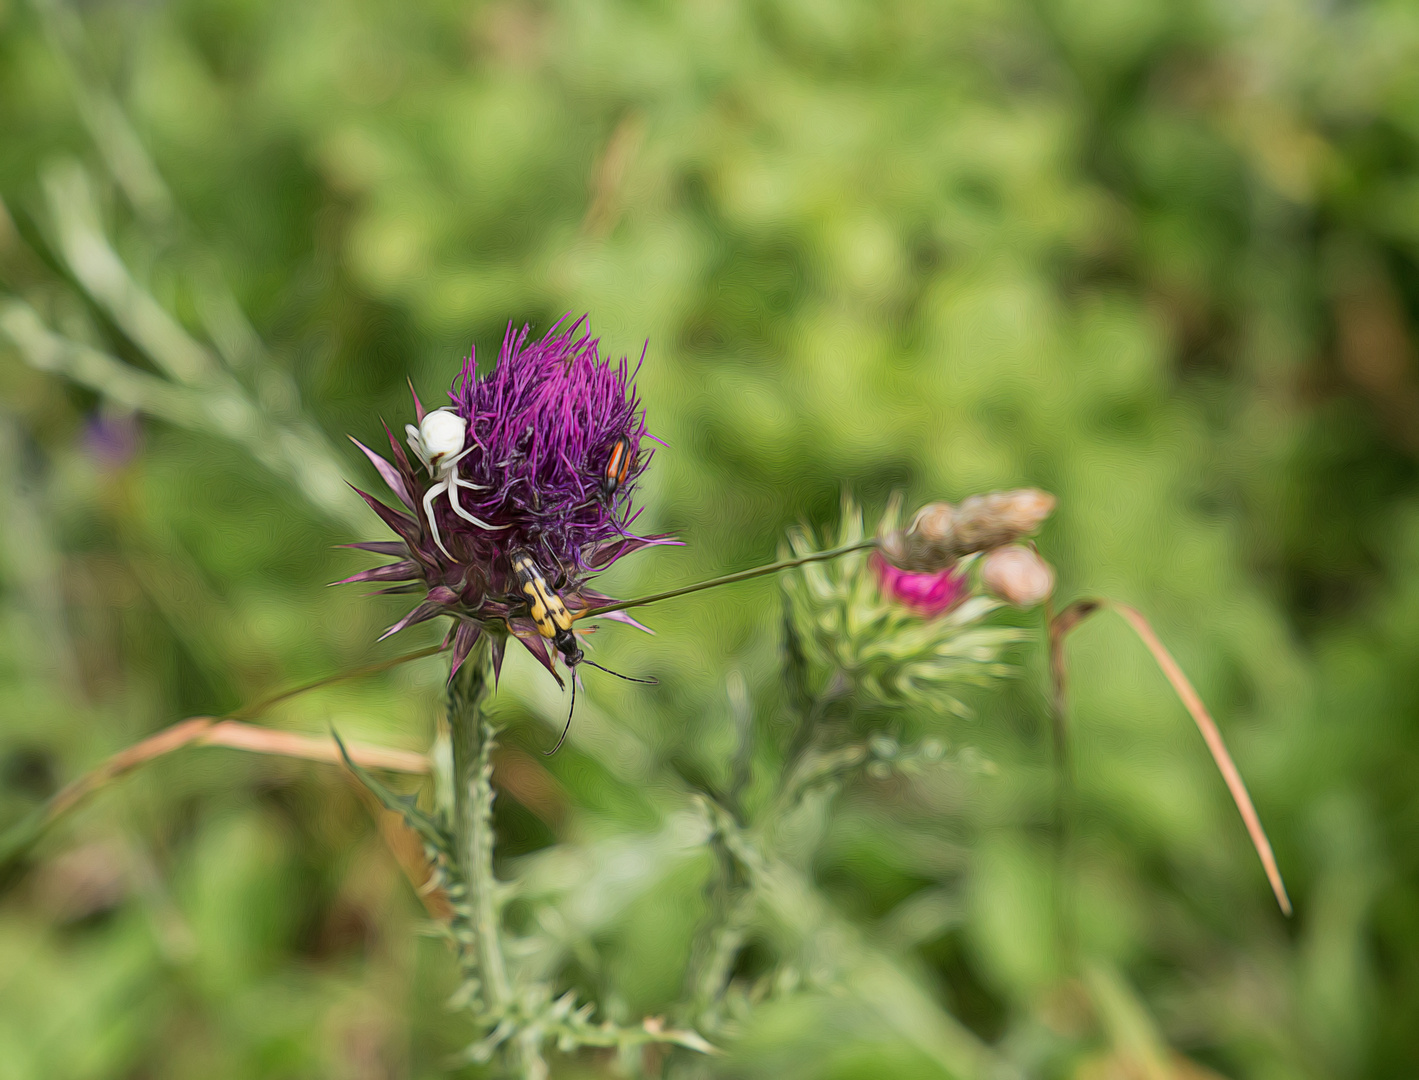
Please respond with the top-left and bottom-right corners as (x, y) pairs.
(2, 0), (1418, 1075)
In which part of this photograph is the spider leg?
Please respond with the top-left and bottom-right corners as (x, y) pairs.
(446, 448), (489, 492)
(447, 465), (510, 529)
(451, 455), (486, 490)
(423, 481), (456, 559)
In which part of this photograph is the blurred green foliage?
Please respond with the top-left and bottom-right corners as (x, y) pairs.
(2, 0), (1419, 1075)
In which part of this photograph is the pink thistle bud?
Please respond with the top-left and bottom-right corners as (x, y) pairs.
(980, 544), (1055, 607)
(872, 553), (970, 617)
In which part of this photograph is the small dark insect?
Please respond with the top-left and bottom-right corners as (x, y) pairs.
(599, 436), (634, 502)
(508, 547), (655, 754)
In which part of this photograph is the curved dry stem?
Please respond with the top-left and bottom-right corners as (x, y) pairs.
(1109, 602), (1292, 916)
(1050, 599), (1291, 916)
(0, 644), (442, 868)
(200, 721), (428, 773)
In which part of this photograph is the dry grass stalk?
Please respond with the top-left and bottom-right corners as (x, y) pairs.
(1109, 603), (1292, 916)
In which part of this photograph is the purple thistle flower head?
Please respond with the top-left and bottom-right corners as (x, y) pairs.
(450, 316), (652, 572)
(342, 316), (675, 681)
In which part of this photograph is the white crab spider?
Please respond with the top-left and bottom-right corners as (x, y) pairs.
(405, 408), (509, 559)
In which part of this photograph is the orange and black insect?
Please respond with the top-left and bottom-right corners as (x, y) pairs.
(509, 548), (655, 754)
(599, 437), (634, 501)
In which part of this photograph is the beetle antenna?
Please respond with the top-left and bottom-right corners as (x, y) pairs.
(545, 676), (576, 756)
(582, 660), (658, 685)
(542, 661), (657, 755)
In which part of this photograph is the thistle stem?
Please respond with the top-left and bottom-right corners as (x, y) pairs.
(229, 644), (446, 720)
(447, 643), (513, 1015)
(1045, 598), (1088, 974)
(685, 810), (754, 1031)
(577, 539), (880, 618)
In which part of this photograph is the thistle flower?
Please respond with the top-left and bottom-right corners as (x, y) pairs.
(84, 409), (141, 469)
(872, 556), (969, 617)
(782, 500), (1021, 714)
(341, 316), (673, 681)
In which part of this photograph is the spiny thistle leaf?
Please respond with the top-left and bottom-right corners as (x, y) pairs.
(333, 729), (450, 855)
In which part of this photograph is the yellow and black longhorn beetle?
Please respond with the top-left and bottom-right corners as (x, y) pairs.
(509, 547), (655, 754)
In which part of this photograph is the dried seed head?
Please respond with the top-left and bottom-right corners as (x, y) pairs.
(878, 500), (955, 572)
(981, 544), (1055, 607)
(953, 489), (1056, 554)
(879, 489), (1056, 571)
(906, 501), (958, 565)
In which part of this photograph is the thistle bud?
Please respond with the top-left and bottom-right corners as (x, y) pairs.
(981, 544), (1055, 607)
(879, 500), (957, 572)
(879, 489), (1056, 572)
(785, 501), (1024, 715)
(953, 489), (1056, 554)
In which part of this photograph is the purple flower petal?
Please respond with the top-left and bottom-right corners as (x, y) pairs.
(448, 621), (483, 681)
(341, 540), (410, 557)
(376, 597), (447, 641)
(350, 436), (414, 510)
(508, 619), (563, 686)
(873, 554), (970, 617)
(334, 560), (420, 585)
(572, 588), (655, 634)
(490, 633), (506, 687)
(382, 421), (418, 483)
(591, 610), (655, 634)
(349, 486), (424, 548)
(84, 411), (141, 467)
(584, 533), (682, 570)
